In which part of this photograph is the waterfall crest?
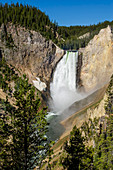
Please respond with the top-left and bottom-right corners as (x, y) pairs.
(50, 51), (82, 112)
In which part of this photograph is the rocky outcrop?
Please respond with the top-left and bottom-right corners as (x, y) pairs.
(79, 26), (113, 92)
(78, 32), (90, 39)
(33, 77), (47, 91)
(0, 23), (64, 91)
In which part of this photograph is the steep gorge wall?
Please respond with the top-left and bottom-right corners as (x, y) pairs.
(1, 23), (113, 97)
(79, 26), (113, 92)
(0, 23), (64, 90)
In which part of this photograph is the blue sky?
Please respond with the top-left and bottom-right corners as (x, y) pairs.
(1, 0), (113, 26)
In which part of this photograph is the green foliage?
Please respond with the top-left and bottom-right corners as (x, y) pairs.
(93, 75), (113, 170)
(0, 3), (113, 50)
(0, 75), (51, 169)
(0, 3), (58, 45)
(0, 58), (18, 93)
(81, 117), (100, 142)
(0, 97), (15, 169)
(1, 23), (15, 48)
(58, 21), (113, 50)
(60, 126), (93, 170)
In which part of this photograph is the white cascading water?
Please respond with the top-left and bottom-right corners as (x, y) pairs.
(50, 51), (82, 113)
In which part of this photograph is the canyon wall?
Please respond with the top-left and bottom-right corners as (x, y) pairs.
(1, 23), (113, 95)
(0, 23), (64, 91)
(79, 26), (113, 92)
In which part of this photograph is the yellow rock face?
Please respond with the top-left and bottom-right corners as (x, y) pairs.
(80, 26), (113, 92)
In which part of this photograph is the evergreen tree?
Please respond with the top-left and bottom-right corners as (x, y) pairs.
(0, 75), (51, 169)
(107, 115), (113, 169)
(0, 97), (15, 169)
(93, 127), (109, 170)
(93, 75), (113, 170)
(61, 126), (93, 170)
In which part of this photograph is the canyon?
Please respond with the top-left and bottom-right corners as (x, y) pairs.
(0, 23), (113, 140)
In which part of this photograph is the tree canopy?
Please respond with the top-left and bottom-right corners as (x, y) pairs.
(0, 74), (51, 169)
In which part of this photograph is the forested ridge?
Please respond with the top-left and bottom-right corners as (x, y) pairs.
(0, 3), (113, 50)
(0, 3), (59, 44)
(59, 21), (113, 50)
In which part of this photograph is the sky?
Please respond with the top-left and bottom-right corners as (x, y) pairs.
(1, 0), (113, 26)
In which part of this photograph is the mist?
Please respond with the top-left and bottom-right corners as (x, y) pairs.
(50, 86), (85, 112)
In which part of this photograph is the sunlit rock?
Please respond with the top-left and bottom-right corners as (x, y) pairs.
(33, 77), (47, 91)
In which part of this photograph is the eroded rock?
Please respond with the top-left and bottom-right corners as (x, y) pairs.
(79, 26), (113, 92)
(0, 23), (64, 91)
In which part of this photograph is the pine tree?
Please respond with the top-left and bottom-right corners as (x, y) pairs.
(107, 115), (113, 169)
(61, 126), (93, 170)
(93, 127), (109, 170)
(93, 75), (113, 170)
(0, 75), (51, 169)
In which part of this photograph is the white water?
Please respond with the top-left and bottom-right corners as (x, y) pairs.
(50, 51), (83, 113)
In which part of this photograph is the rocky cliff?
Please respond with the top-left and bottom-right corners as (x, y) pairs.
(1, 23), (113, 96)
(0, 23), (64, 92)
(79, 26), (113, 92)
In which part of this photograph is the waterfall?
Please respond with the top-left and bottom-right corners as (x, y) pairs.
(50, 51), (82, 112)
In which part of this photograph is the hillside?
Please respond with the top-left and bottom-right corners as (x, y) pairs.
(41, 75), (113, 170)
(0, 3), (59, 44)
(58, 20), (113, 49)
(1, 3), (113, 50)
